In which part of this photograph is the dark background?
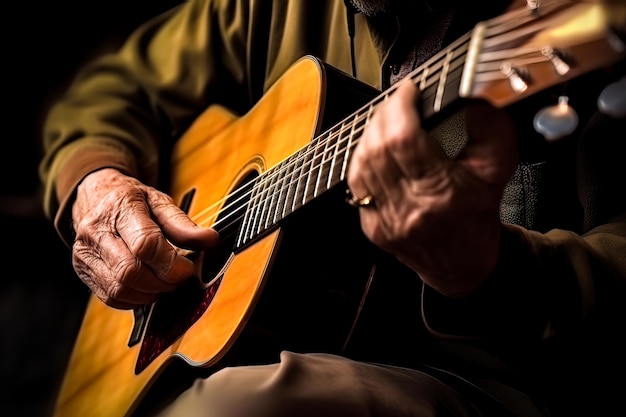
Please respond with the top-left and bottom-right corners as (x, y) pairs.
(0, 2), (182, 416)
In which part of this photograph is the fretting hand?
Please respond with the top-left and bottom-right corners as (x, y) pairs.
(347, 81), (518, 298)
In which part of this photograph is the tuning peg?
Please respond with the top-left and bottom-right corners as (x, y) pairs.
(526, 0), (539, 10)
(501, 63), (529, 94)
(597, 76), (625, 118)
(533, 96), (579, 141)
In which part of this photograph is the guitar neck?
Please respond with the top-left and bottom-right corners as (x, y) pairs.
(235, 44), (471, 247)
(235, 0), (626, 248)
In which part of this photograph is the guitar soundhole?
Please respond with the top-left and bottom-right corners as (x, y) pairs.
(200, 172), (256, 282)
(136, 173), (256, 374)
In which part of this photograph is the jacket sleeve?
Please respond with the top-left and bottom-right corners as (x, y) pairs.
(39, 0), (250, 246)
(421, 215), (626, 342)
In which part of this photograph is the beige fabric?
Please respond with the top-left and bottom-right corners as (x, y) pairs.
(157, 351), (490, 417)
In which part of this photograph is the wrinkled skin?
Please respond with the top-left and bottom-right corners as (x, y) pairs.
(346, 81), (518, 298)
(72, 81), (516, 309)
(72, 169), (219, 309)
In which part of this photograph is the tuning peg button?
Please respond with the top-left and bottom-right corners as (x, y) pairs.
(597, 76), (626, 118)
(533, 96), (579, 141)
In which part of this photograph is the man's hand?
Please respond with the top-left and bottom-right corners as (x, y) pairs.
(347, 81), (518, 298)
(71, 168), (219, 309)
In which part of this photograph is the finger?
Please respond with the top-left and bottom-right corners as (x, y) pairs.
(347, 147), (373, 207)
(347, 94), (404, 202)
(148, 191), (220, 251)
(108, 241), (181, 294)
(73, 236), (162, 308)
(355, 82), (423, 205)
(385, 82), (449, 179)
(117, 211), (197, 286)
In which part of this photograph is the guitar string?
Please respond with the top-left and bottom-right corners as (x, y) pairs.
(189, 4), (552, 241)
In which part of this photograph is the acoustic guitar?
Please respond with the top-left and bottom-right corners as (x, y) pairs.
(52, 1), (626, 416)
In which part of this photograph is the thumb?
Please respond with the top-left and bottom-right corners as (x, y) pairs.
(150, 197), (220, 251)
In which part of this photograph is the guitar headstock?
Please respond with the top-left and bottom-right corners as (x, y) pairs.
(460, 0), (626, 108)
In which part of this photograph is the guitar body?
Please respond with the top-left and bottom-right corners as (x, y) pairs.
(53, 56), (418, 417)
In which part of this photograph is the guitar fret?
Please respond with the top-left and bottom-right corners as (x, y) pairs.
(419, 70), (449, 121)
(249, 174), (271, 238)
(261, 167), (281, 230)
(312, 132), (329, 197)
(441, 59), (465, 110)
(252, 176), (268, 235)
(274, 157), (292, 222)
(320, 128), (340, 192)
(281, 153), (298, 219)
(434, 49), (454, 113)
(340, 107), (369, 181)
(419, 66), (430, 91)
(271, 161), (290, 225)
(303, 139), (323, 204)
(338, 119), (353, 182)
(459, 23), (485, 97)
(292, 141), (315, 212)
(260, 167), (281, 232)
(237, 178), (261, 246)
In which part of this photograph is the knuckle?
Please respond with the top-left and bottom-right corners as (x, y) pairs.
(147, 187), (175, 207)
(128, 229), (162, 260)
(127, 231), (180, 281)
(116, 255), (143, 284)
(104, 281), (123, 304)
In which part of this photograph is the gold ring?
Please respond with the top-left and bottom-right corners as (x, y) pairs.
(346, 190), (375, 208)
